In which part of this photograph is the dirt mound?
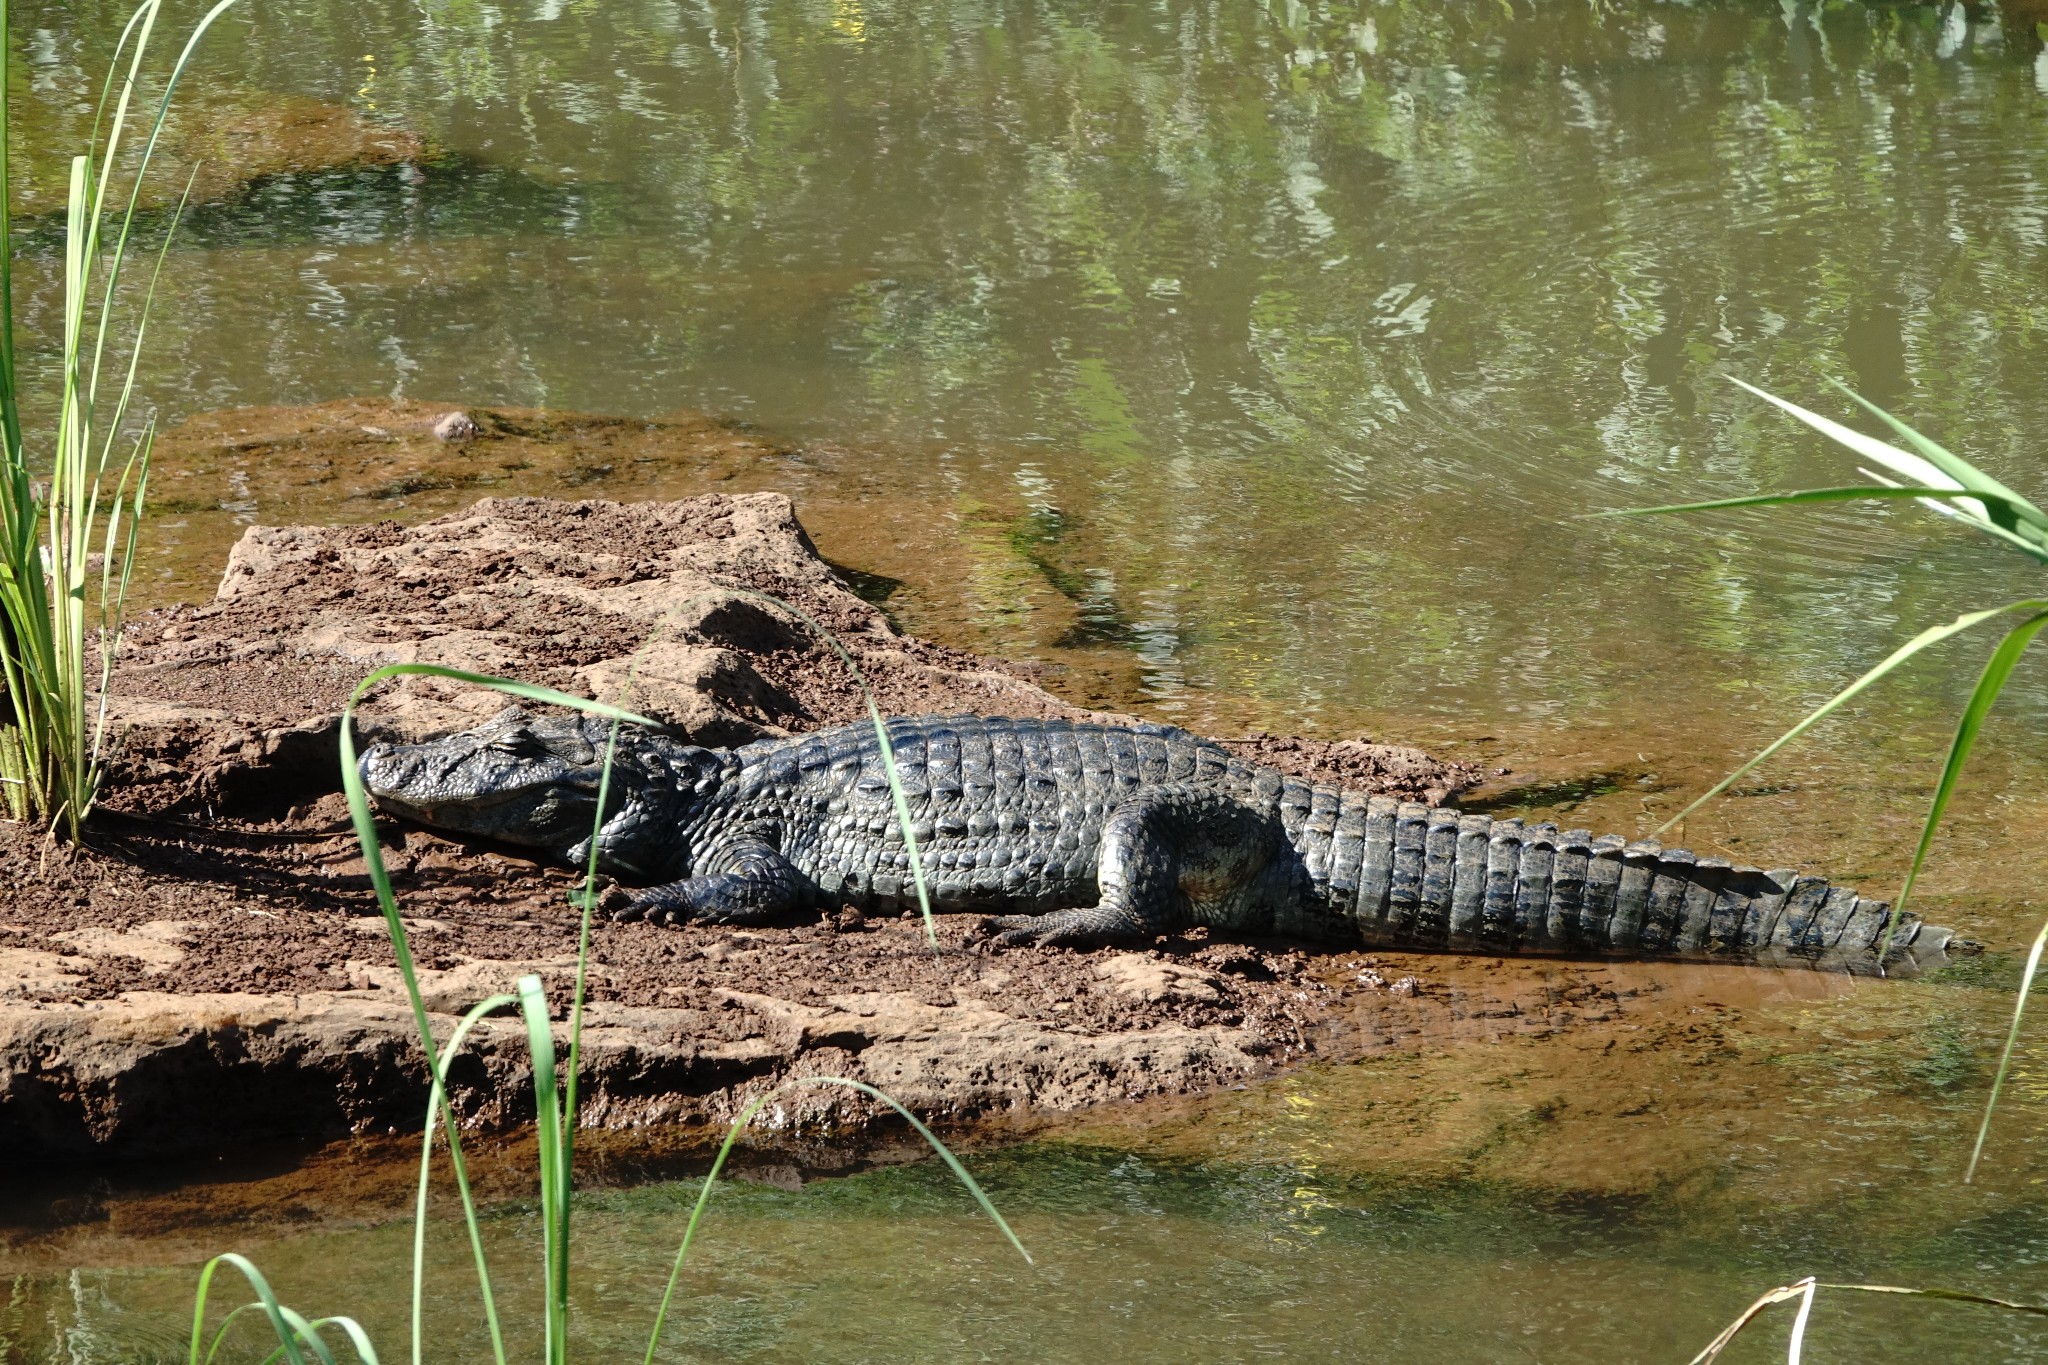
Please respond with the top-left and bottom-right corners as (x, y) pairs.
(1, 492), (1475, 1160)
(107, 490), (1469, 817)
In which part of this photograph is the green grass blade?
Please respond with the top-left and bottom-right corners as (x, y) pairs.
(1882, 611), (2048, 964)
(863, 694), (937, 946)
(348, 663), (661, 730)
(73, 2), (161, 429)
(1827, 379), (2042, 521)
(46, 6), (199, 830)
(694, 588), (939, 946)
(557, 593), (740, 1202)
(642, 1075), (1029, 1365)
(187, 1254), (310, 1365)
(340, 665), (658, 1365)
(1968, 912), (2048, 1185)
(271, 1307), (340, 1365)
(1722, 379), (2048, 559)
(1597, 486), (2048, 524)
(412, 994), (518, 1365)
(230, 1308), (377, 1365)
(557, 712), (629, 1303)
(82, 426), (151, 818)
(736, 590), (938, 943)
(90, 161), (194, 501)
(1727, 378), (2048, 560)
(1858, 467), (2048, 564)
(48, 150), (98, 838)
(78, 1), (158, 263)
(0, 0), (227, 839)
(1652, 602), (2048, 836)
(297, 1318), (379, 1365)
(810, 1077), (1030, 1262)
(1727, 377), (1972, 498)
(198, 1304), (267, 1365)
(85, 0), (240, 416)
(340, 686), (535, 1365)
(518, 974), (569, 1365)
(640, 1088), (776, 1364)
(84, 3), (157, 169)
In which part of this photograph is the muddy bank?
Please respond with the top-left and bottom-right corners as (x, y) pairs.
(1, 486), (1475, 1161)
(2, 952), (1877, 1267)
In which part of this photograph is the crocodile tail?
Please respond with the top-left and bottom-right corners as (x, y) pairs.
(1339, 798), (1957, 972)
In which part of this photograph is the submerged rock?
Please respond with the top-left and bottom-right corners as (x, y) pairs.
(174, 95), (429, 203)
(9, 91), (430, 219)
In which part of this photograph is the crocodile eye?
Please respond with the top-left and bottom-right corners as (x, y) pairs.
(539, 734), (596, 765)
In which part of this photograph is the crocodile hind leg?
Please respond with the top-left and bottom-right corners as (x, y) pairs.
(608, 842), (806, 927)
(984, 787), (1286, 948)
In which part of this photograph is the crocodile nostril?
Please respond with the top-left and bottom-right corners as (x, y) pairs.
(358, 743), (400, 790)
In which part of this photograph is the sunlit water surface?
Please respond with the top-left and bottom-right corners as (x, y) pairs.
(7, 0), (2048, 1357)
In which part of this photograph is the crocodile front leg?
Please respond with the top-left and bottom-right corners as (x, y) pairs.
(609, 842), (807, 927)
(985, 786), (1287, 948)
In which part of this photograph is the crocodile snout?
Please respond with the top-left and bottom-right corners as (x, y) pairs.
(356, 740), (434, 813)
(355, 741), (395, 793)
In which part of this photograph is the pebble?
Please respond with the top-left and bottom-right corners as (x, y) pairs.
(432, 411), (479, 442)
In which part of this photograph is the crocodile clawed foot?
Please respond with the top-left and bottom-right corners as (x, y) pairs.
(978, 907), (1149, 950)
(603, 886), (706, 928)
(599, 885), (642, 921)
(608, 882), (793, 929)
(972, 914), (1051, 951)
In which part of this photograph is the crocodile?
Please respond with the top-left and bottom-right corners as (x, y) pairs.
(358, 709), (1962, 972)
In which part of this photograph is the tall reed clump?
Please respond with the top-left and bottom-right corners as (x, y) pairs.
(183, 593), (1024, 1362)
(1613, 377), (2048, 1178)
(0, 0), (236, 836)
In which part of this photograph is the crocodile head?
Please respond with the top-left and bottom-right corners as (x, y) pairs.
(358, 706), (691, 855)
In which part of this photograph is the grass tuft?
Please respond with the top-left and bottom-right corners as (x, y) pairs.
(0, 0), (238, 840)
(186, 1251), (378, 1365)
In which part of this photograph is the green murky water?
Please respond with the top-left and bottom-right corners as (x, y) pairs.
(9, 1110), (2048, 1362)
(8, 0), (2048, 1356)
